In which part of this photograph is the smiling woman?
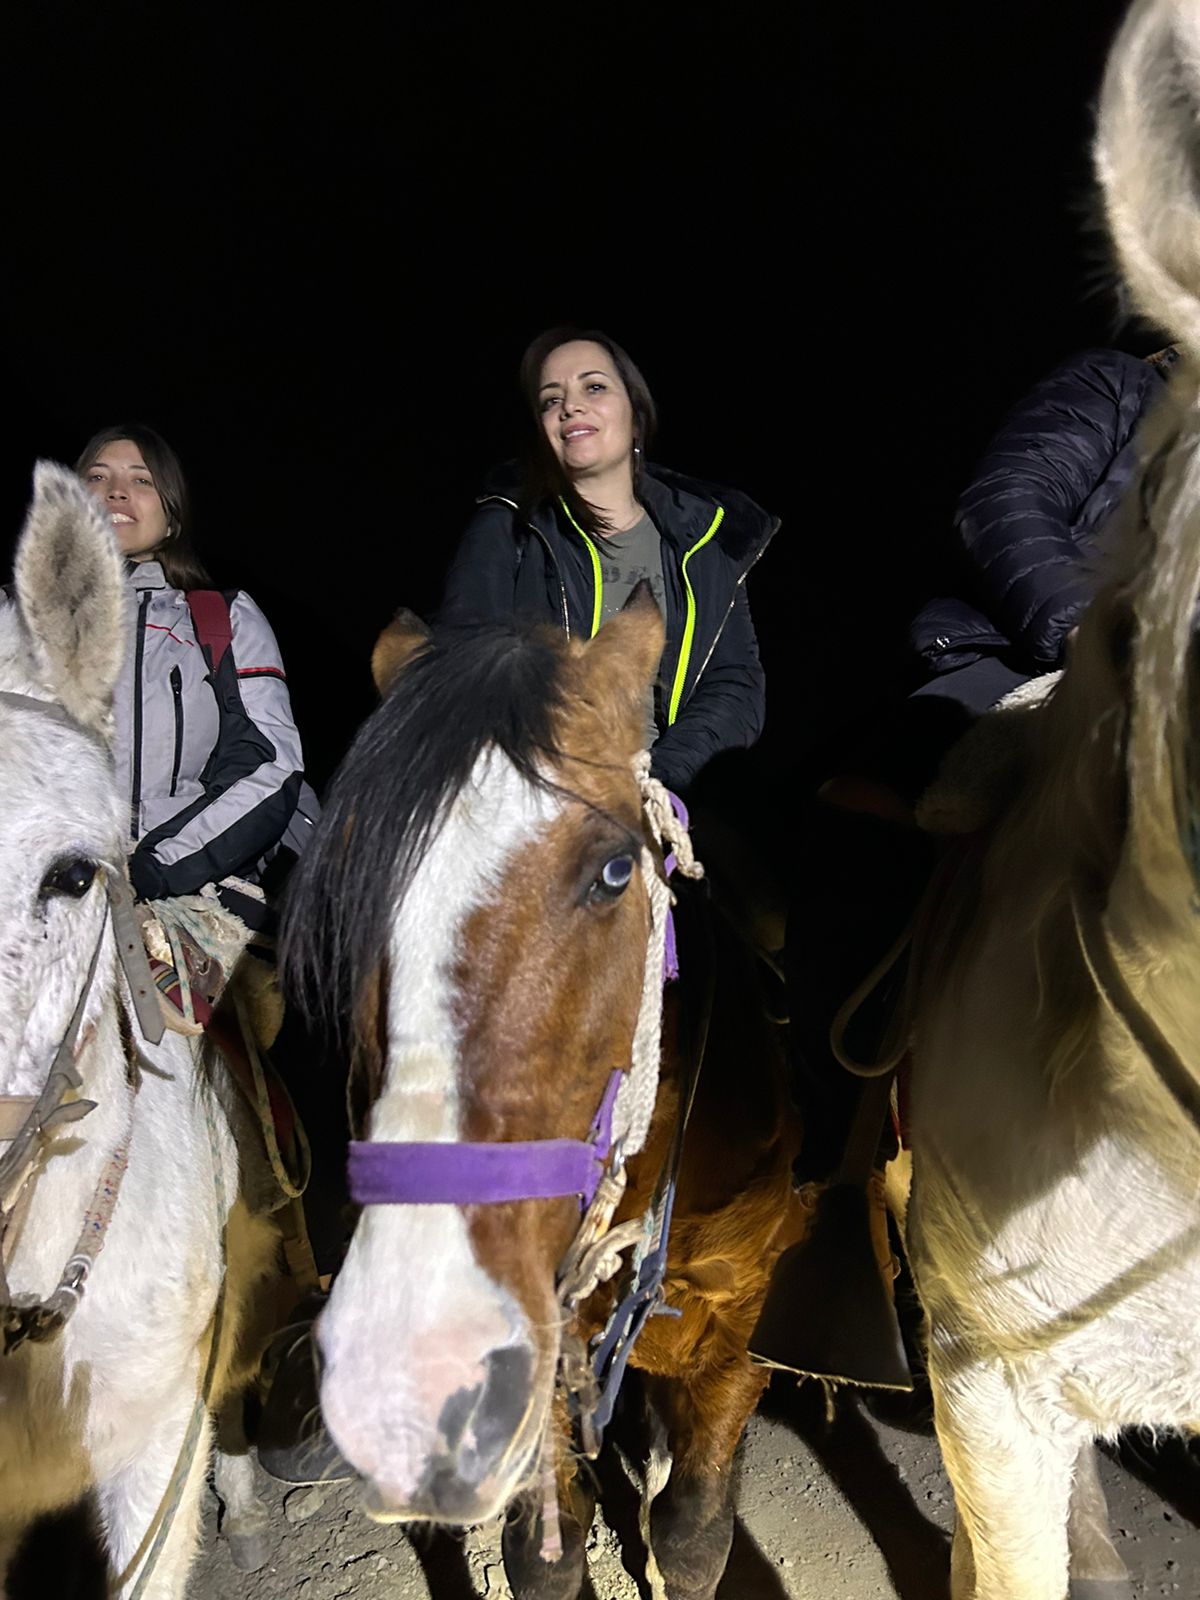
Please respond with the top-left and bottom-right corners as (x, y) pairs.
(70, 423), (311, 912)
(439, 327), (779, 795)
(77, 426), (209, 589)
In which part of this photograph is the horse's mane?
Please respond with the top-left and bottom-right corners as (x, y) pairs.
(280, 622), (570, 1044)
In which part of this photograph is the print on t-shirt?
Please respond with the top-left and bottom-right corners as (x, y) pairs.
(596, 512), (666, 747)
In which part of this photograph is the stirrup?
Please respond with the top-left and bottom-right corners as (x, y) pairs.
(749, 1073), (911, 1391)
(749, 1179), (911, 1391)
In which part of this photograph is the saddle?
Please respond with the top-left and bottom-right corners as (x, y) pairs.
(137, 900), (307, 1207)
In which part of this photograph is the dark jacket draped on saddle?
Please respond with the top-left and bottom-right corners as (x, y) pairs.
(439, 462), (778, 793)
(910, 348), (1169, 677)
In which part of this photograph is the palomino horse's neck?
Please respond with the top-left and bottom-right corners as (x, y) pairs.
(1089, 387), (1200, 1139)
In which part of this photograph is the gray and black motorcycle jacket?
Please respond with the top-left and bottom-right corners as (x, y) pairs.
(114, 561), (307, 902)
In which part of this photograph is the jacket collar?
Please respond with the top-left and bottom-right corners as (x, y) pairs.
(126, 559), (169, 592)
(636, 465), (777, 566)
(481, 460), (778, 570)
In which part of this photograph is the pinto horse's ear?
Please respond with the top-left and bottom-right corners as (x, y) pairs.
(13, 461), (125, 739)
(372, 608), (433, 696)
(582, 581), (666, 735)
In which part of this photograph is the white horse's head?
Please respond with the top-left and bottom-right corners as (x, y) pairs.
(0, 464), (127, 1107)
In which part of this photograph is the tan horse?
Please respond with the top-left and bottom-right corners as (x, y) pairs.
(281, 591), (804, 1599)
(905, 3), (1200, 1595)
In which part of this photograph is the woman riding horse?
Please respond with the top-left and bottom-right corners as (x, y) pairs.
(439, 326), (778, 795)
(260, 329), (785, 1487)
(74, 425), (311, 930)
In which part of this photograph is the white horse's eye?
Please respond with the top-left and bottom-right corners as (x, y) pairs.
(40, 857), (98, 901)
(594, 854), (634, 899)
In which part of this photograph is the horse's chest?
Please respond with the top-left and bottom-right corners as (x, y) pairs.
(916, 1136), (1200, 1424)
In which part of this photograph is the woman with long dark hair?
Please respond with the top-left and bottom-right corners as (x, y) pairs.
(74, 424), (312, 916)
(440, 328), (778, 793)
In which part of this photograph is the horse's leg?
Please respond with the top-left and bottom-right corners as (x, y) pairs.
(212, 1392), (272, 1573)
(643, 1356), (768, 1600)
(949, 1517), (977, 1600)
(929, 1349), (1077, 1600)
(502, 1466), (597, 1600)
(97, 1398), (212, 1600)
(1065, 1440), (1133, 1597)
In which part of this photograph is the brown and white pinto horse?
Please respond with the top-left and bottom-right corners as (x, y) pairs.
(281, 590), (803, 1599)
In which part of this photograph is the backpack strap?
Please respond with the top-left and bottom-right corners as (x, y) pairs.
(186, 589), (234, 672)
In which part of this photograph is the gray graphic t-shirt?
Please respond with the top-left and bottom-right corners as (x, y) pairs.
(597, 512), (666, 748)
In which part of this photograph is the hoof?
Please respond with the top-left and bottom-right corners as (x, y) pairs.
(225, 1514), (272, 1573)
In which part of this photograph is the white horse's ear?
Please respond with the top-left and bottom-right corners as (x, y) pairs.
(13, 461), (126, 737)
(1096, 0), (1200, 346)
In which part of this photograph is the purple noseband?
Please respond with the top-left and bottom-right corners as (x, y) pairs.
(349, 1068), (623, 1210)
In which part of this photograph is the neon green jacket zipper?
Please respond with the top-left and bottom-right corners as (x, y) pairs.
(559, 498), (726, 720)
(667, 507), (725, 725)
(558, 498), (604, 638)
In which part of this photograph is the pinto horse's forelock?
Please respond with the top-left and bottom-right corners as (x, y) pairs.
(279, 623), (571, 1051)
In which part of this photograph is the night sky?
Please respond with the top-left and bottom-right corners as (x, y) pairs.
(6, 1), (1147, 796)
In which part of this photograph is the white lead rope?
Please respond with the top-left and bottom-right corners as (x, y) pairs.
(610, 756), (704, 1157)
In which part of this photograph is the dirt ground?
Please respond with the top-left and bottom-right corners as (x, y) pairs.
(184, 1378), (1197, 1600)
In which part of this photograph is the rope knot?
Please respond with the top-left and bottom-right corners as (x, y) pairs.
(633, 753), (704, 881)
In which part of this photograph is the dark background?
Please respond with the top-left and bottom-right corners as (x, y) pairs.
(4, 0), (1153, 795)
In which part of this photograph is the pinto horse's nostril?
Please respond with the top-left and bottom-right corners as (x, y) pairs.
(429, 1343), (534, 1492)
(468, 1344), (534, 1477)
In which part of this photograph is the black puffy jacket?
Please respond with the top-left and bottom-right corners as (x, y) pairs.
(439, 462), (778, 793)
(911, 349), (1169, 676)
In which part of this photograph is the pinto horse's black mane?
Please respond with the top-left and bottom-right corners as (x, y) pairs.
(280, 621), (569, 1040)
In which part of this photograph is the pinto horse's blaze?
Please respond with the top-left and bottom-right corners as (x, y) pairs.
(318, 754), (565, 1518)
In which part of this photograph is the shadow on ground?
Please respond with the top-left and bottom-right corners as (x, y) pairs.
(763, 1375), (952, 1600)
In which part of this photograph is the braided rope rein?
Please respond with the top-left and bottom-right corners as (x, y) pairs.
(542, 756), (704, 1560)
(611, 756), (704, 1158)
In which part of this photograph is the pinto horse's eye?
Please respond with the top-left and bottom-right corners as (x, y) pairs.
(39, 857), (98, 901)
(590, 854), (635, 903)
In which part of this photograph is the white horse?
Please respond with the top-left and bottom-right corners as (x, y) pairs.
(906, 2), (1200, 1596)
(0, 466), (277, 1597)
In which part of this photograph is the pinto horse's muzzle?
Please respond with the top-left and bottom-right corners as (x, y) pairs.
(356, 1344), (537, 1524)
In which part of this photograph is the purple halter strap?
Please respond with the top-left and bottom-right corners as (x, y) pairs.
(662, 790), (688, 983)
(348, 1068), (624, 1210)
